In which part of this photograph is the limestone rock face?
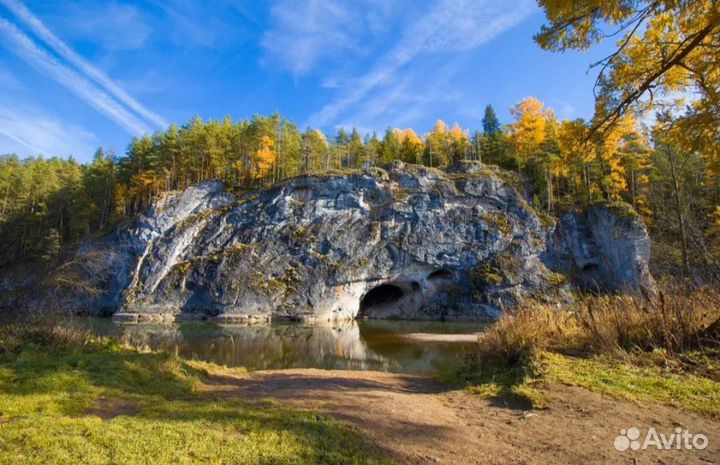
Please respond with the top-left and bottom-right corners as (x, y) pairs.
(31, 161), (655, 322)
(67, 181), (235, 315)
(546, 204), (657, 297)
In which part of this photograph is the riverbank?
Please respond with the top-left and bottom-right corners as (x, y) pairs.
(1, 324), (719, 465)
(0, 329), (392, 465)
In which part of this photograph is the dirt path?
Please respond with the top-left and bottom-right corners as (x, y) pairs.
(202, 369), (720, 465)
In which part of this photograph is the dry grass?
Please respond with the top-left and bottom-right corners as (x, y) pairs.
(577, 289), (719, 355)
(472, 287), (719, 367)
(460, 288), (720, 407)
(0, 319), (106, 356)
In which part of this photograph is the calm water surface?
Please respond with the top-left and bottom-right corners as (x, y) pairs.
(79, 319), (484, 375)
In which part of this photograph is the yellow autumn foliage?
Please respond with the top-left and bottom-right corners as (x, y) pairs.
(508, 97), (553, 166)
(253, 135), (276, 180)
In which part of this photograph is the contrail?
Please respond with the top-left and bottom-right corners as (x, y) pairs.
(0, 0), (167, 129)
(0, 17), (151, 136)
(0, 128), (46, 154)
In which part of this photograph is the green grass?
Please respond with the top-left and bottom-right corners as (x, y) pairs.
(453, 353), (544, 408)
(463, 350), (720, 417)
(542, 351), (720, 417)
(0, 340), (395, 465)
(465, 366), (544, 409)
(459, 289), (720, 415)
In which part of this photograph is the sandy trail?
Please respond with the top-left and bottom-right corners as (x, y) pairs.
(202, 368), (720, 465)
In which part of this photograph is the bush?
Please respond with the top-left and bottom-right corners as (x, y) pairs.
(458, 305), (578, 407)
(468, 305), (575, 370)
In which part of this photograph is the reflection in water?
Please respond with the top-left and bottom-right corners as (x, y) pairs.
(79, 319), (484, 375)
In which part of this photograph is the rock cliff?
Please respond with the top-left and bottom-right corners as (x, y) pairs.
(2, 161), (656, 322)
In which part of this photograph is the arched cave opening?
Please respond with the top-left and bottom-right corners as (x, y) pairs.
(359, 284), (404, 315)
(428, 269), (453, 280)
(579, 263), (603, 293)
(582, 264), (599, 271)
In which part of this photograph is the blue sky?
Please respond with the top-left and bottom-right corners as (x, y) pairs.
(0, 0), (615, 163)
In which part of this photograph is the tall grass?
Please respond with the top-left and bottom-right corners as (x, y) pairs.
(466, 288), (720, 377)
(576, 289), (718, 355)
(0, 317), (105, 356)
(458, 288), (720, 409)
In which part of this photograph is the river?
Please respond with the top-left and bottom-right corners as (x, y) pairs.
(76, 318), (484, 376)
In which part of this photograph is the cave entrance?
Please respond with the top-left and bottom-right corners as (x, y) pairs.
(358, 284), (404, 316)
(579, 263), (603, 293)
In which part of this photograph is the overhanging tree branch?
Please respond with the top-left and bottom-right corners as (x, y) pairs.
(592, 20), (718, 135)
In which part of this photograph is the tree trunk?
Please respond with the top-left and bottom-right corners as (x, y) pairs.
(669, 151), (691, 277)
(546, 167), (553, 214)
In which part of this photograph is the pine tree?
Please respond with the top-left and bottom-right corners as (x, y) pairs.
(348, 129), (365, 169)
(559, 119), (595, 204)
(303, 129), (329, 173)
(335, 128), (351, 168)
(253, 135), (276, 183)
(395, 129), (424, 164)
(366, 132), (382, 168)
(507, 97), (551, 170)
(380, 128), (400, 165)
(482, 105), (501, 138)
(448, 123), (470, 164)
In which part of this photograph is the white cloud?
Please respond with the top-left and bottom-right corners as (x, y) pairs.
(396, 0), (537, 56)
(164, 5), (222, 48)
(307, 0), (538, 128)
(262, 0), (360, 75)
(0, 105), (98, 158)
(61, 3), (152, 51)
(0, 0), (167, 129)
(262, 0), (401, 75)
(152, 0), (253, 49)
(0, 17), (152, 136)
(334, 58), (467, 133)
(119, 68), (172, 96)
(556, 102), (578, 120)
